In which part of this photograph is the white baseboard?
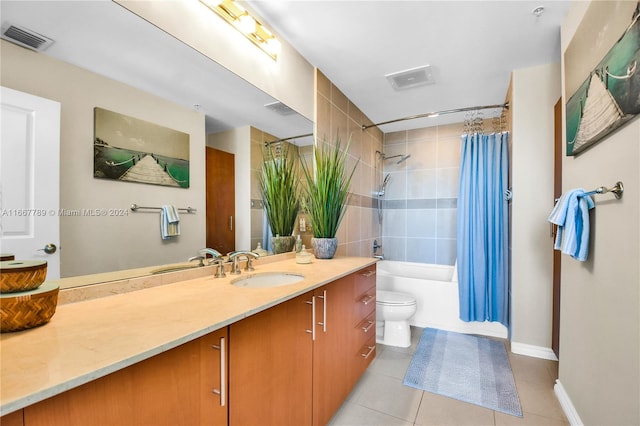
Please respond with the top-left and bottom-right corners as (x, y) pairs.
(510, 341), (558, 360)
(554, 380), (584, 426)
(411, 320), (508, 339)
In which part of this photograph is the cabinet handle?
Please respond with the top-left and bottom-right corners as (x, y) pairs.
(361, 345), (375, 359)
(211, 336), (226, 406)
(361, 270), (376, 277)
(229, 216), (233, 231)
(361, 320), (375, 333)
(317, 290), (327, 332)
(360, 294), (375, 305)
(305, 297), (316, 341)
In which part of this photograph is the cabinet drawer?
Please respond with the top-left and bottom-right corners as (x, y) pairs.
(354, 311), (376, 348)
(354, 285), (376, 323)
(354, 266), (376, 297)
(352, 336), (376, 381)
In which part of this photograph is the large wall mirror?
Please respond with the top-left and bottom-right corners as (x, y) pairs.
(1, 1), (313, 286)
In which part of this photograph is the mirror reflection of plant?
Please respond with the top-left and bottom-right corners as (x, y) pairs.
(259, 143), (300, 237)
(300, 136), (359, 238)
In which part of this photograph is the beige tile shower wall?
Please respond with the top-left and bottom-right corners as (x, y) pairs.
(315, 70), (383, 257)
(382, 122), (464, 264)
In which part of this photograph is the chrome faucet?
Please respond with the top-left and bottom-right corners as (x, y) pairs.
(228, 251), (259, 274)
(199, 248), (223, 263)
(188, 255), (205, 267)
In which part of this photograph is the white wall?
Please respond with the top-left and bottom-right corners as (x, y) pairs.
(116, 0), (314, 122)
(556, 2), (640, 424)
(510, 62), (561, 358)
(1, 40), (206, 277)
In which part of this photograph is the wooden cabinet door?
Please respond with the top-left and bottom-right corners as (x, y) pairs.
(229, 293), (313, 426)
(312, 276), (355, 426)
(24, 330), (228, 426)
(0, 410), (24, 426)
(24, 363), (135, 425)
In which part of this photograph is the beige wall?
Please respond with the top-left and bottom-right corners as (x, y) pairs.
(1, 40), (206, 277)
(116, 0), (314, 122)
(315, 70), (382, 257)
(557, 2), (640, 424)
(510, 62), (561, 356)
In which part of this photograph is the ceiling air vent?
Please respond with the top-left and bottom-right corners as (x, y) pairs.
(1, 24), (54, 51)
(264, 101), (296, 116)
(385, 65), (435, 90)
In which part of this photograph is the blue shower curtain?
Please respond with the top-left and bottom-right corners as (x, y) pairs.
(456, 132), (509, 327)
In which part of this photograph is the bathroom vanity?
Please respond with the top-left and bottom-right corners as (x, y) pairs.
(0, 256), (376, 426)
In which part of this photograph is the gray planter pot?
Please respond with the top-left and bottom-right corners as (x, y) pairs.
(271, 235), (295, 254)
(311, 237), (338, 259)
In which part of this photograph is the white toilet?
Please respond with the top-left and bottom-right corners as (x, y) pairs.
(376, 290), (417, 348)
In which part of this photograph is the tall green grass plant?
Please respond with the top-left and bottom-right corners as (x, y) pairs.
(259, 143), (300, 237)
(301, 136), (359, 238)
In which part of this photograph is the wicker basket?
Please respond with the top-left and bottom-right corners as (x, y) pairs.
(0, 260), (47, 293)
(0, 282), (59, 332)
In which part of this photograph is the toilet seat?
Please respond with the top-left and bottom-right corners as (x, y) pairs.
(376, 290), (416, 306)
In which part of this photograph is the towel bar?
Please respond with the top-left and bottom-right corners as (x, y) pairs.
(582, 181), (624, 199)
(130, 204), (197, 214)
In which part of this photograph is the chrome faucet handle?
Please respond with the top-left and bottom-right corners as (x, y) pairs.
(188, 255), (205, 267)
(199, 248), (223, 259)
(211, 258), (226, 278)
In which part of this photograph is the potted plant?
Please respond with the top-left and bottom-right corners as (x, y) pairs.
(259, 143), (300, 254)
(300, 136), (359, 259)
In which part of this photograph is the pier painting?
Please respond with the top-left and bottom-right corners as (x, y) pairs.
(94, 107), (190, 188)
(565, 1), (640, 156)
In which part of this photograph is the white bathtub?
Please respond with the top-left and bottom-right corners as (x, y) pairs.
(376, 260), (507, 339)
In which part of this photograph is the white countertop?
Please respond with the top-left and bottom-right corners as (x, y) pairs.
(0, 256), (377, 416)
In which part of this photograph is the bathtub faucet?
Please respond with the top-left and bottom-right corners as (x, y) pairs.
(373, 240), (383, 259)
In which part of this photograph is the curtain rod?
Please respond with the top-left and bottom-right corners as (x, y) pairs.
(361, 102), (509, 131)
(264, 132), (314, 146)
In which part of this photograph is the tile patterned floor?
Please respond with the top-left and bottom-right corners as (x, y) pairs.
(329, 328), (569, 426)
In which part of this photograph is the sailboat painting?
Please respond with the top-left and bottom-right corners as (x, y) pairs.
(565, 1), (640, 156)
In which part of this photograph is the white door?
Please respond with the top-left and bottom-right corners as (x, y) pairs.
(1, 86), (61, 279)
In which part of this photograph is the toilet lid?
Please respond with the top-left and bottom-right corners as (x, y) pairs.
(376, 290), (416, 306)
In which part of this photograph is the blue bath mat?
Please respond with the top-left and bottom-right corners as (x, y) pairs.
(403, 328), (522, 417)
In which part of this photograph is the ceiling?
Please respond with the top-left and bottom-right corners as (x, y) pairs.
(1, 1), (570, 139)
(249, 0), (571, 132)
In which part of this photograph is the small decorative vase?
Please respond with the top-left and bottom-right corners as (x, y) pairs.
(311, 237), (338, 259)
(271, 235), (296, 254)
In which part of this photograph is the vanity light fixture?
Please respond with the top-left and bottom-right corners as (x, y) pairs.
(199, 0), (281, 60)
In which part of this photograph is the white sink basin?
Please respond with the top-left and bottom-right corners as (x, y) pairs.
(231, 272), (305, 288)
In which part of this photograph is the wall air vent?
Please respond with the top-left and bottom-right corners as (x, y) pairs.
(1, 24), (54, 51)
(264, 101), (296, 116)
(385, 65), (435, 90)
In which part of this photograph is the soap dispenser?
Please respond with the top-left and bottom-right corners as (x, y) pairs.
(253, 242), (268, 257)
(296, 245), (312, 264)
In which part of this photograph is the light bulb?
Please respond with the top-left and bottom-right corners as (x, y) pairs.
(237, 14), (256, 34)
(264, 37), (281, 57)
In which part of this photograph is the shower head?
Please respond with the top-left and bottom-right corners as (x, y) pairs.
(396, 154), (411, 164)
(379, 153), (411, 164)
(383, 173), (391, 186)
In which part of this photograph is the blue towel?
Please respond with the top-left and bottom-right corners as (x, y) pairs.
(548, 189), (594, 261)
(160, 205), (180, 240)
